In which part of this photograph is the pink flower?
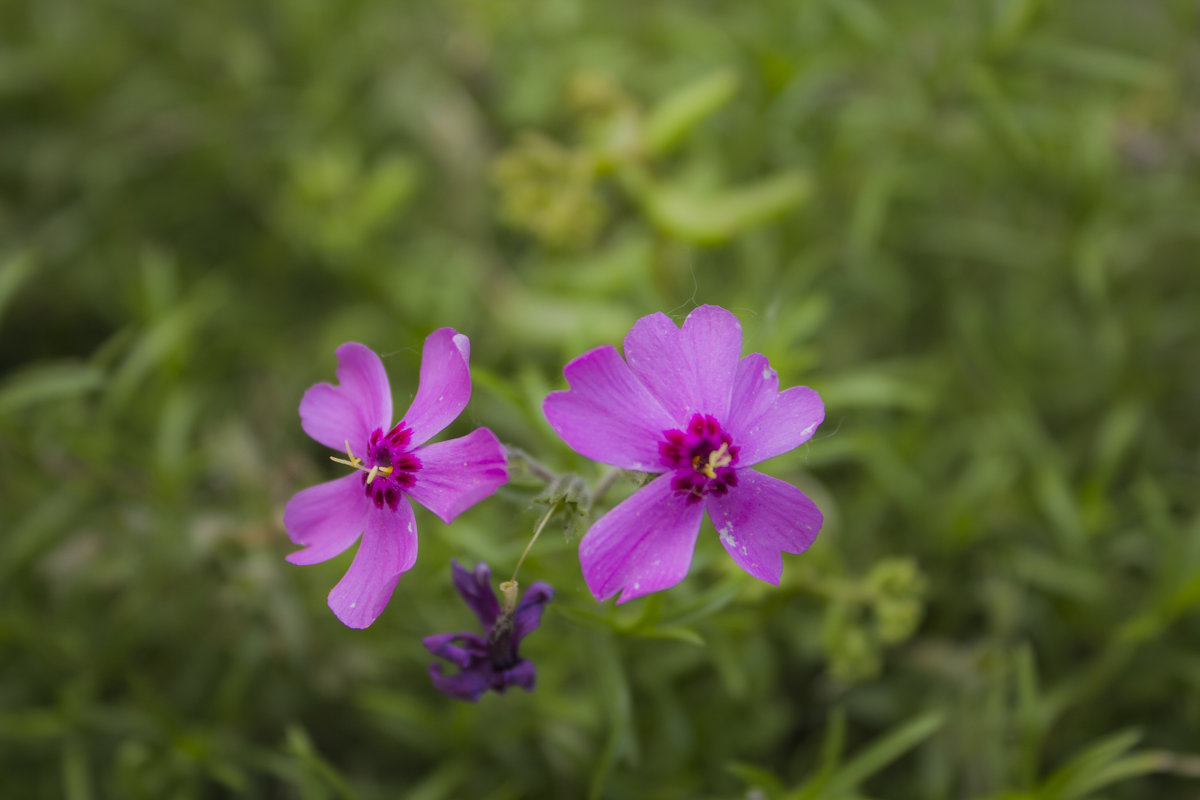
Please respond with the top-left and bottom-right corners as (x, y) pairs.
(284, 333), (508, 628)
(543, 305), (824, 603)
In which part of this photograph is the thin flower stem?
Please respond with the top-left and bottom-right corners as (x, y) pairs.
(590, 467), (622, 506)
(510, 501), (558, 584)
(505, 447), (558, 483)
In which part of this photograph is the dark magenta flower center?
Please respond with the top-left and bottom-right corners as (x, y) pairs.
(360, 423), (421, 511)
(658, 413), (740, 504)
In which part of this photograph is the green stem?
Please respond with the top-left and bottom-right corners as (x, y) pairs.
(506, 447), (558, 483)
(510, 501), (559, 584)
(591, 468), (623, 506)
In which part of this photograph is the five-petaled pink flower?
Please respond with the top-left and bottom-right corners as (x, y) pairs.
(544, 305), (824, 603)
(284, 332), (508, 628)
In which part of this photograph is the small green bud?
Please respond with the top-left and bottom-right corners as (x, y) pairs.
(866, 557), (926, 645)
(875, 598), (923, 644)
(865, 557), (924, 597)
(491, 135), (607, 249)
(829, 626), (882, 683)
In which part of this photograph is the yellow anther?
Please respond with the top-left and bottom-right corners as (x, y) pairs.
(698, 442), (732, 479)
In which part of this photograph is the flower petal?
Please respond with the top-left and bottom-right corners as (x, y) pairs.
(300, 342), (393, 451)
(400, 328), (472, 446)
(579, 473), (705, 603)
(705, 469), (823, 585)
(428, 661), (493, 703)
(543, 345), (675, 471)
(406, 428), (508, 524)
(423, 632), (488, 669)
(283, 474), (370, 565)
(623, 305), (742, 424)
(726, 353), (824, 466)
(513, 581), (554, 644)
(500, 660), (537, 692)
(449, 560), (500, 630)
(326, 499), (419, 628)
(726, 353), (777, 435)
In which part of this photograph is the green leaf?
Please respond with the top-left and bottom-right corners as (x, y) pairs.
(791, 707), (848, 800)
(989, 0), (1046, 52)
(827, 0), (889, 46)
(1039, 728), (1142, 800)
(102, 281), (222, 413)
(817, 366), (937, 412)
(555, 602), (622, 634)
(822, 711), (946, 797)
(1021, 38), (1171, 89)
(588, 633), (637, 800)
(1015, 644), (1045, 788)
(0, 361), (103, 415)
(655, 577), (743, 628)
(630, 625), (705, 646)
(968, 66), (1036, 162)
(403, 759), (470, 800)
(625, 168), (811, 245)
(61, 737), (92, 800)
(0, 249), (36, 327)
(645, 70), (739, 156)
(1066, 752), (1183, 800)
(727, 762), (785, 795)
(284, 725), (360, 800)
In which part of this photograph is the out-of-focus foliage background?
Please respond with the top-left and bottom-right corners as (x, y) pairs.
(3, 0), (1199, 797)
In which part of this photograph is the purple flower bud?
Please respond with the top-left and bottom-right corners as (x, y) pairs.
(424, 561), (554, 702)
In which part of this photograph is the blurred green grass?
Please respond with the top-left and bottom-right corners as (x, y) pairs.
(2, 0), (1200, 797)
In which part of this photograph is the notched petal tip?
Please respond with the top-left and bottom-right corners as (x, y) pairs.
(334, 341), (394, 429)
(685, 303), (742, 331)
(299, 342), (394, 451)
(621, 304), (743, 426)
(400, 328), (474, 446)
(543, 346), (675, 471)
(333, 341), (376, 363)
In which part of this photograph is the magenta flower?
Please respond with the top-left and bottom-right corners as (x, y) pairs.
(284, 333), (508, 628)
(543, 305), (824, 603)
(424, 561), (554, 702)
